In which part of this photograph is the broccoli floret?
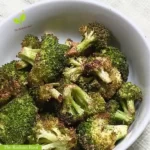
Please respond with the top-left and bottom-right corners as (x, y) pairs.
(21, 34), (41, 48)
(28, 114), (77, 150)
(77, 114), (128, 150)
(84, 56), (123, 99)
(63, 57), (87, 83)
(18, 34), (69, 86)
(0, 93), (37, 144)
(18, 34), (41, 68)
(59, 84), (106, 125)
(84, 56), (112, 83)
(107, 100), (134, 125)
(0, 61), (28, 106)
(100, 47), (129, 81)
(117, 82), (142, 115)
(76, 76), (94, 92)
(31, 83), (63, 103)
(40, 33), (58, 50)
(98, 66), (123, 99)
(66, 22), (111, 56)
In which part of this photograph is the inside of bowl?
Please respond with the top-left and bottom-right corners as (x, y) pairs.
(0, 1), (150, 149)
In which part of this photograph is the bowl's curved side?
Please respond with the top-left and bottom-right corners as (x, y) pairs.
(0, 0), (150, 150)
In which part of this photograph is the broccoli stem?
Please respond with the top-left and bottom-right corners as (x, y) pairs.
(49, 89), (63, 102)
(63, 85), (84, 116)
(106, 125), (128, 140)
(77, 38), (93, 53)
(114, 110), (133, 124)
(120, 101), (129, 114)
(66, 33), (96, 56)
(18, 47), (40, 65)
(127, 99), (135, 115)
(39, 83), (62, 102)
(72, 85), (92, 108)
(95, 69), (112, 83)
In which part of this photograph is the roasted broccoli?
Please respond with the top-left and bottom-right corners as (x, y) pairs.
(59, 84), (106, 125)
(31, 83), (63, 103)
(99, 47), (129, 81)
(107, 100), (134, 125)
(17, 34), (41, 68)
(63, 57), (87, 83)
(84, 56), (122, 99)
(66, 22), (111, 56)
(28, 114), (77, 150)
(117, 82), (142, 115)
(0, 93), (37, 144)
(77, 114), (128, 150)
(18, 34), (69, 86)
(84, 56), (112, 83)
(0, 61), (28, 106)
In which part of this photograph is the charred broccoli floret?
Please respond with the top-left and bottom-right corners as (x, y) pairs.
(0, 93), (37, 144)
(18, 34), (69, 86)
(100, 47), (129, 81)
(76, 76), (94, 92)
(84, 56), (112, 83)
(66, 22), (110, 56)
(77, 114), (128, 150)
(28, 114), (77, 150)
(84, 56), (122, 99)
(31, 83), (62, 103)
(21, 34), (41, 49)
(59, 84), (106, 125)
(17, 34), (41, 68)
(63, 57), (87, 83)
(107, 100), (134, 125)
(0, 61), (28, 106)
(117, 82), (142, 115)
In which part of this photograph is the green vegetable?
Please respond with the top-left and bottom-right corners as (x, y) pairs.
(59, 84), (106, 125)
(77, 114), (128, 150)
(0, 93), (37, 144)
(100, 46), (129, 81)
(28, 114), (77, 150)
(117, 82), (142, 115)
(66, 22), (111, 56)
(0, 61), (28, 106)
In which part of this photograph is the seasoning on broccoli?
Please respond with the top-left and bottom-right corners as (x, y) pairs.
(17, 34), (41, 69)
(66, 22), (111, 56)
(31, 83), (63, 103)
(0, 61), (28, 106)
(107, 100), (134, 125)
(0, 93), (37, 144)
(117, 82), (142, 115)
(77, 114), (128, 150)
(100, 46), (129, 81)
(84, 56), (112, 83)
(63, 57), (87, 83)
(28, 114), (77, 150)
(17, 34), (69, 86)
(59, 84), (106, 125)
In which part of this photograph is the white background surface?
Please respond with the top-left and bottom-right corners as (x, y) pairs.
(0, 0), (150, 149)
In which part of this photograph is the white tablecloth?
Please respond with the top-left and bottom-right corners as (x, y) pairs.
(0, 0), (150, 149)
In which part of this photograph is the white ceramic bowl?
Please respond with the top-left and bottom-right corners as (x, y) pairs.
(0, 0), (150, 149)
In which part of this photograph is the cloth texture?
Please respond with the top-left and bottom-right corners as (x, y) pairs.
(0, 0), (150, 149)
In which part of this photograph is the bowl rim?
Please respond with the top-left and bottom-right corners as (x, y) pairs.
(0, 0), (150, 149)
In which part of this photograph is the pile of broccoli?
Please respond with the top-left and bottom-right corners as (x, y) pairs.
(0, 22), (142, 150)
